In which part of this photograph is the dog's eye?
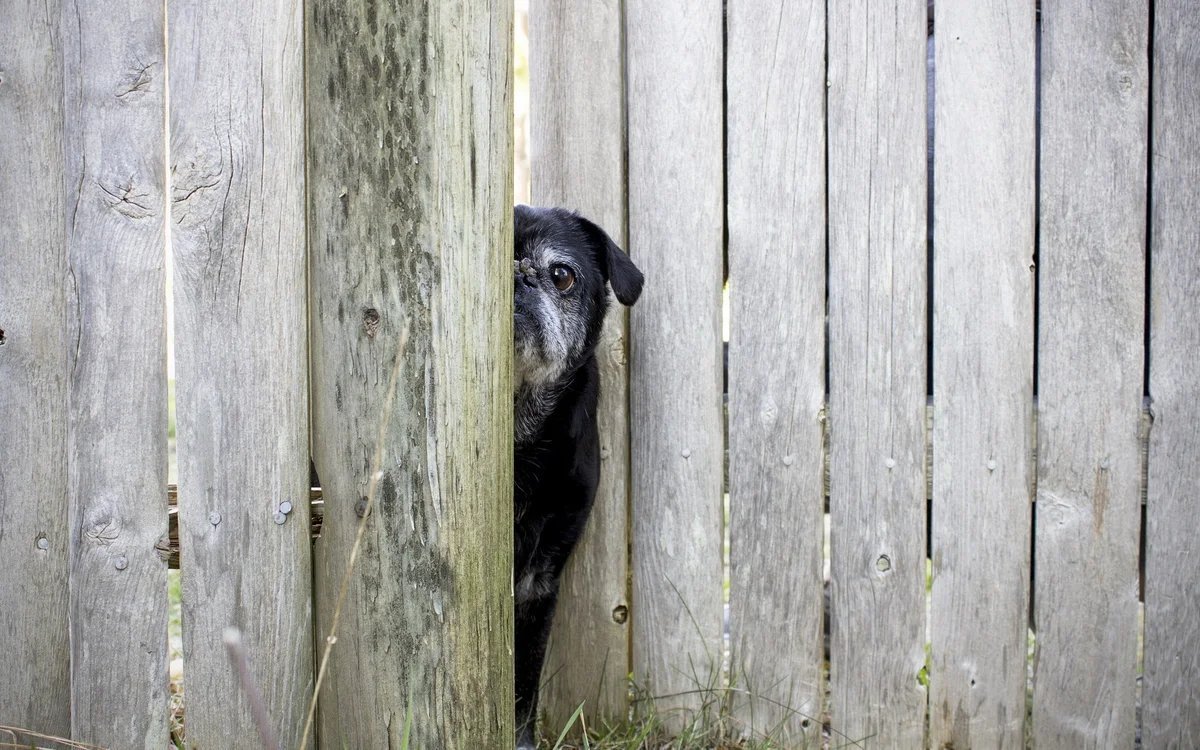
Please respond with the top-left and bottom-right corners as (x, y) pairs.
(549, 265), (576, 292)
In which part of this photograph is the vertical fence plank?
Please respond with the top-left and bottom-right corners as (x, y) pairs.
(307, 1), (514, 746)
(726, 0), (825, 742)
(531, 0), (631, 731)
(929, 1), (1035, 746)
(1145, 1), (1200, 744)
(1033, 2), (1147, 747)
(168, 0), (312, 744)
(0, 0), (71, 736)
(63, 1), (169, 746)
(626, 0), (724, 721)
(827, 1), (928, 745)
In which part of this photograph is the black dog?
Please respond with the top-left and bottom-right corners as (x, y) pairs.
(512, 205), (643, 749)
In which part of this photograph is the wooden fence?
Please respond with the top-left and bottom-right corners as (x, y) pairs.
(1, 1), (1198, 749)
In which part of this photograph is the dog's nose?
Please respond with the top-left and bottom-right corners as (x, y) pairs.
(514, 258), (538, 287)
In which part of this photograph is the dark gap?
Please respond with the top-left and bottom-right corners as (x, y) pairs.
(1029, 0), (1044, 631)
(619, 0), (636, 692)
(1137, 2), (1154, 743)
(924, 4), (936, 746)
(924, 0), (936, 568)
(1026, 9), (1044, 744)
(820, 0), (832, 741)
(1142, 0), (1155, 404)
(719, 0), (732, 693)
(925, 0), (935, 402)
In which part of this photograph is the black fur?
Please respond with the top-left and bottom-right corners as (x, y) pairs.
(512, 205), (642, 748)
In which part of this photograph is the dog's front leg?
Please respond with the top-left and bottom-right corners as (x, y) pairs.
(515, 585), (559, 750)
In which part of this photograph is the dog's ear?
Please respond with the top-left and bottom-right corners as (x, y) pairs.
(576, 215), (644, 306)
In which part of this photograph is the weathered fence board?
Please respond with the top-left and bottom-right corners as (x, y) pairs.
(0, 0), (71, 736)
(306, 0), (514, 746)
(626, 0), (725, 722)
(1144, 1), (1200, 744)
(1033, 2), (1147, 747)
(63, 1), (169, 746)
(827, 1), (928, 745)
(929, 1), (1035, 747)
(726, 0), (825, 742)
(168, 0), (312, 745)
(531, 0), (631, 731)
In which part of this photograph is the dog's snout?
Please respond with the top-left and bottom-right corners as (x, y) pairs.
(514, 258), (538, 288)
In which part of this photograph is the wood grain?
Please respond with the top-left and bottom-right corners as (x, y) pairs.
(626, 0), (725, 724)
(726, 0), (826, 742)
(531, 0), (631, 732)
(929, 1), (1036, 747)
(168, 0), (313, 745)
(1033, 2), (1147, 747)
(307, 0), (514, 746)
(63, 1), (170, 746)
(1144, 1), (1200, 744)
(0, 0), (71, 736)
(827, 1), (928, 745)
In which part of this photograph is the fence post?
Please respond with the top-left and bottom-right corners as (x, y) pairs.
(726, 0), (828, 742)
(306, 1), (514, 746)
(929, 2), (1036, 746)
(169, 0), (313, 745)
(0, 0), (71, 737)
(1033, 1), (1147, 746)
(531, 0), (632, 731)
(626, 0), (725, 725)
(64, 0), (170, 746)
(827, 1), (928, 745)
(1144, 0), (1200, 743)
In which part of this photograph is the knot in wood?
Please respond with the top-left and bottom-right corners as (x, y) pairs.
(362, 307), (382, 338)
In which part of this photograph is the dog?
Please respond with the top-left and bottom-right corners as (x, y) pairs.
(512, 205), (643, 749)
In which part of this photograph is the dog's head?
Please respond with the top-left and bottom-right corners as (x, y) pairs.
(513, 205), (643, 391)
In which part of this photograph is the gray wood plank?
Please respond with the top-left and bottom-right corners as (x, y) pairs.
(1033, 2), (1147, 747)
(827, 1), (928, 745)
(62, 1), (170, 746)
(168, 0), (312, 745)
(929, 1), (1036, 747)
(1144, 1), (1200, 744)
(530, 0), (631, 732)
(306, 1), (514, 746)
(726, 0), (826, 743)
(626, 0), (725, 725)
(0, 0), (71, 737)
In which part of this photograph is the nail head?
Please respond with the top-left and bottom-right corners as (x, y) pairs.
(208, 511), (221, 526)
(114, 556), (128, 571)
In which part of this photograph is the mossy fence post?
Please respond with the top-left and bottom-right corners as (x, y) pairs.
(307, 1), (515, 747)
